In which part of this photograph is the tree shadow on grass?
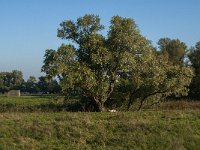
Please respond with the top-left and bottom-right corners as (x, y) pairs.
(0, 101), (83, 113)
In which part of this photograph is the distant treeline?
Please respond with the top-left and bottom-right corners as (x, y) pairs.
(0, 71), (61, 94)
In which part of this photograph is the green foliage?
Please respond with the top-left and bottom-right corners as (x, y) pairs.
(24, 76), (39, 93)
(188, 41), (200, 74)
(119, 52), (194, 110)
(43, 15), (154, 111)
(37, 76), (61, 94)
(0, 71), (61, 94)
(0, 70), (24, 93)
(42, 15), (194, 111)
(188, 41), (200, 98)
(158, 38), (187, 65)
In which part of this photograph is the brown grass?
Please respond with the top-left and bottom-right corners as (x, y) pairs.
(156, 100), (200, 110)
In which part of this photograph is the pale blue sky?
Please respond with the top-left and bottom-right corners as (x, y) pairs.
(0, 0), (200, 79)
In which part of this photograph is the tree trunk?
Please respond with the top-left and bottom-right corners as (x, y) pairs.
(97, 102), (105, 112)
(127, 98), (132, 110)
(137, 99), (144, 111)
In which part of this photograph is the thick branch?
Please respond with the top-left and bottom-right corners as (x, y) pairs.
(137, 90), (168, 111)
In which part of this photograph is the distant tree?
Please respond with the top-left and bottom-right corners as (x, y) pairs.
(0, 73), (6, 93)
(47, 79), (61, 94)
(157, 37), (171, 51)
(37, 76), (60, 94)
(188, 41), (200, 74)
(37, 76), (49, 94)
(188, 41), (200, 98)
(11, 70), (24, 89)
(0, 70), (24, 93)
(25, 76), (39, 93)
(158, 38), (187, 65)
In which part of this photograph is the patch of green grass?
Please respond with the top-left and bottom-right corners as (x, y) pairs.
(0, 110), (199, 149)
(0, 95), (55, 112)
(0, 95), (82, 112)
(0, 95), (53, 106)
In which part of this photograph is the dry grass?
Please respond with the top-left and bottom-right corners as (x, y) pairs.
(156, 100), (200, 110)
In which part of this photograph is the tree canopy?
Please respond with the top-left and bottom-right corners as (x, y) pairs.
(0, 70), (23, 93)
(42, 15), (194, 111)
(158, 38), (187, 65)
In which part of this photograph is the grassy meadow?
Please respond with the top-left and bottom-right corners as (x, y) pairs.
(0, 95), (200, 149)
(0, 95), (54, 112)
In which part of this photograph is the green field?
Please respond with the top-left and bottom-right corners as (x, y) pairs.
(0, 95), (81, 112)
(0, 95), (54, 112)
(0, 96), (200, 149)
(0, 95), (53, 106)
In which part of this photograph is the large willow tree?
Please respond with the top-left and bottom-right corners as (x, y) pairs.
(42, 15), (193, 111)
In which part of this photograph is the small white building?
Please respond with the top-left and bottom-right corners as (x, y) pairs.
(7, 90), (21, 97)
